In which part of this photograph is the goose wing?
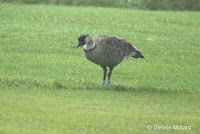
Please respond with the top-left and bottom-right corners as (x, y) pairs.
(94, 35), (137, 57)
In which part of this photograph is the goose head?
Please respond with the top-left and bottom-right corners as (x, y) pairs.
(76, 34), (93, 48)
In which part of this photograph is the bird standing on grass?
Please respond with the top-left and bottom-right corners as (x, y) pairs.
(76, 34), (144, 85)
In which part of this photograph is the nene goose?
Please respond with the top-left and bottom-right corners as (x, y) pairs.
(76, 34), (144, 85)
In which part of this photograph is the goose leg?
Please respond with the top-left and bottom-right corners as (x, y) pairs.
(107, 67), (113, 85)
(101, 66), (107, 84)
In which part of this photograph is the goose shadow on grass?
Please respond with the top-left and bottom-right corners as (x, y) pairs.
(59, 81), (193, 94)
(51, 80), (160, 93)
(82, 83), (168, 93)
(66, 81), (197, 94)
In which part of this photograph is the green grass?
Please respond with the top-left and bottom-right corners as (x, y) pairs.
(0, 3), (200, 134)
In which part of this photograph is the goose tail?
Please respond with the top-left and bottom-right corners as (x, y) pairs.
(132, 51), (145, 59)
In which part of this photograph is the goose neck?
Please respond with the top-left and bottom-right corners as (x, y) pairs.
(84, 42), (96, 51)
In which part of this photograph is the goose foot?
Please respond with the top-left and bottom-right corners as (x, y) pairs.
(102, 80), (106, 85)
(106, 80), (111, 85)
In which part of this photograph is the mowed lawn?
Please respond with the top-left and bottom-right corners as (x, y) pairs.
(0, 3), (200, 134)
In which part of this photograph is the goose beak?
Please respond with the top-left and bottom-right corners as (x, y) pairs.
(76, 42), (84, 48)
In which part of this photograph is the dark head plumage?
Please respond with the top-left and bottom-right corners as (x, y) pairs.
(76, 34), (90, 48)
